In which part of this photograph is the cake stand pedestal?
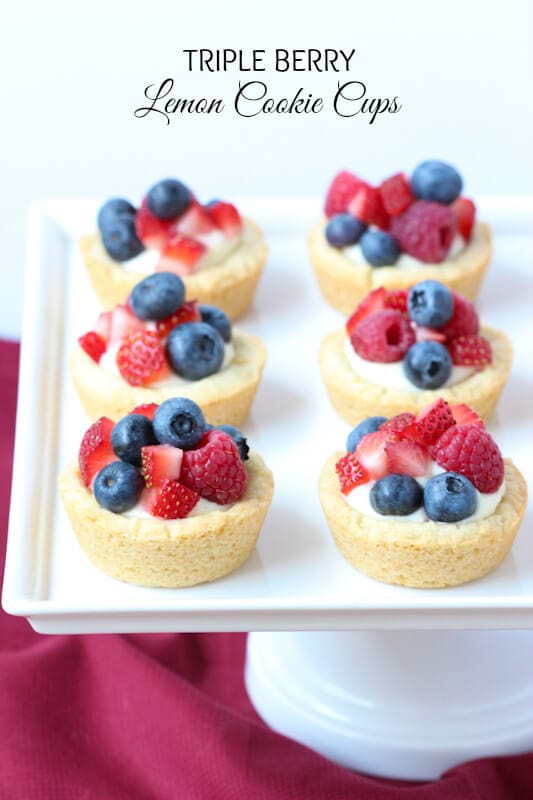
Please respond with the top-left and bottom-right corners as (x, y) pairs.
(245, 629), (533, 780)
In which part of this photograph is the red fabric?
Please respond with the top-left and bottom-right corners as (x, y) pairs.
(1, 338), (532, 799)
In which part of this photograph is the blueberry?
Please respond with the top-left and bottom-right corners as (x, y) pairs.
(199, 304), (232, 343)
(215, 424), (249, 461)
(360, 230), (400, 267)
(403, 341), (452, 389)
(101, 215), (145, 262)
(411, 160), (463, 205)
(97, 198), (136, 232)
(111, 414), (158, 467)
(166, 322), (224, 381)
(408, 280), (454, 328)
(130, 272), (185, 321)
(93, 461), (144, 513)
(424, 472), (477, 522)
(370, 474), (423, 516)
(146, 179), (191, 220)
(346, 416), (387, 452)
(325, 213), (367, 248)
(153, 397), (206, 450)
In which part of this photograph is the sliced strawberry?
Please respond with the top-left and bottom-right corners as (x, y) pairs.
(348, 184), (389, 230)
(355, 430), (389, 480)
(109, 304), (146, 345)
(448, 335), (492, 367)
(141, 444), (183, 488)
(335, 452), (369, 495)
(449, 403), (485, 428)
(78, 417), (115, 488)
(130, 402), (159, 420)
(175, 201), (216, 237)
(379, 173), (414, 217)
(157, 236), (206, 276)
(384, 289), (408, 315)
(94, 311), (113, 342)
(78, 331), (106, 363)
(116, 330), (170, 386)
(408, 399), (456, 446)
(385, 438), (429, 478)
(324, 171), (363, 217)
(414, 326), (447, 343)
(452, 197), (476, 242)
(135, 198), (175, 249)
(380, 413), (416, 438)
(142, 479), (200, 519)
(346, 287), (387, 337)
(208, 201), (242, 236)
(155, 300), (201, 339)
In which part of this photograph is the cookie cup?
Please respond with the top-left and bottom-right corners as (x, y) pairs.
(70, 329), (266, 426)
(81, 219), (268, 321)
(309, 221), (492, 315)
(319, 455), (527, 588)
(58, 452), (274, 588)
(319, 324), (512, 425)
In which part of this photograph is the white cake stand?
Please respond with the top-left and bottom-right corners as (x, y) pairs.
(2, 198), (533, 780)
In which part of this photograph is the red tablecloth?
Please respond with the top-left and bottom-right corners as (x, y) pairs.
(1, 338), (532, 799)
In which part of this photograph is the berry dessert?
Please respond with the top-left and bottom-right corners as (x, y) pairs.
(309, 160), (492, 314)
(71, 272), (266, 426)
(319, 280), (512, 424)
(319, 399), (527, 588)
(58, 398), (274, 587)
(81, 178), (268, 320)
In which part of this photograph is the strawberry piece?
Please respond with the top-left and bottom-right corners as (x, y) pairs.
(385, 439), (429, 478)
(379, 173), (414, 217)
(355, 430), (389, 480)
(384, 289), (408, 315)
(157, 236), (206, 276)
(324, 171), (362, 218)
(408, 398), (456, 446)
(94, 311), (113, 342)
(135, 198), (175, 249)
(175, 201), (216, 237)
(143, 479), (200, 519)
(78, 331), (106, 363)
(414, 326), (447, 343)
(78, 417), (115, 488)
(348, 184), (389, 230)
(336, 452), (369, 495)
(449, 403), (485, 428)
(380, 413), (416, 438)
(141, 444), (183, 488)
(155, 300), (201, 339)
(208, 201), (242, 236)
(109, 304), (146, 345)
(130, 402), (159, 420)
(390, 201), (456, 263)
(448, 335), (492, 367)
(181, 429), (247, 504)
(439, 293), (479, 341)
(116, 330), (169, 386)
(452, 197), (476, 242)
(346, 287), (387, 337)
(432, 425), (504, 493)
(350, 310), (415, 363)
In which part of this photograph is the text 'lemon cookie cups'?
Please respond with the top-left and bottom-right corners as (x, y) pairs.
(82, 178), (268, 321)
(72, 273), (266, 427)
(319, 400), (527, 589)
(58, 398), (274, 588)
(309, 161), (492, 315)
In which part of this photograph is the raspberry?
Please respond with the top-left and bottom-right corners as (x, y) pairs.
(336, 452), (369, 494)
(155, 300), (201, 339)
(439, 294), (479, 341)
(324, 171), (362, 217)
(116, 330), (169, 386)
(452, 197), (476, 242)
(351, 310), (415, 363)
(384, 289), (408, 315)
(390, 201), (457, 263)
(432, 425), (504, 493)
(379, 173), (414, 217)
(346, 288), (386, 338)
(448, 335), (492, 367)
(181, 429), (247, 504)
(380, 413), (416, 437)
(409, 398), (456, 445)
(78, 331), (106, 363)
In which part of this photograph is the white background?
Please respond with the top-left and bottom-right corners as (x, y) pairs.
(1, 0), (532, 338)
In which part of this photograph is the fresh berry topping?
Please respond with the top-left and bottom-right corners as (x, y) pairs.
(93, 461), (144, 513)
(97, 198), (136, 232)
(379, 173), (414, 217)
(325, 213), (366, 248)
(129, 272), (185, 322)
(448, 335), (492, 367)
(351, 310), (416, 363)
(360, 230), (400, 266)
(207, 201), (242, 236)
(407, 280), (454, 328)
(78, 417), (115, 487)
(155, 300), (201, 339)
(153, 397), (206, 451)
(94, 311), (113, 343)
(384, 289), (408, 314)
(109, 304), (146, 346)
(370, 474), (423, 516)
(175, 201), (216, 238)
(403, 341), (452, 389)
(181, 429), (248, 504)
(336, 452), (369, 494)
(157, 235), (206, 276)
(346, 416), (387, 452)
(135, 199), (175, 249)
(130, 402), (158, 420)
(166, 322), (224, 380)
(410, 160), (463, 205)
(390, 201), (457, 263)
(146, 479), (200, 519)
(424, 472), (477, 522)
(215, 425), (250, 461)
(385, 438), (429, 477)
(199, 305), (232, 343)
(439, 293), (479, 341)
(452, 197), (476, 242)
(324, 171), (362, 217)
(409, 398), (456, 445)
(141, 444), (183, 488)
(78, 331), (106, 363)
(414, 326), (447, 343)
(431, 425), (504, 493)
(379, 412), (415, 437)
(345, 287), (386, 337)
(449, 403), (484, 427)
(355, 430), (390, 480)
(111, 413), (158, 467)
(116, 331), (169, 387)
(146, 179), (191, 220)
(348, 184), (389, 229)
(101, 214), (145, 262)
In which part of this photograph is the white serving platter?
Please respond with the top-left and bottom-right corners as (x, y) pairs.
(2, 197), (532, 634)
